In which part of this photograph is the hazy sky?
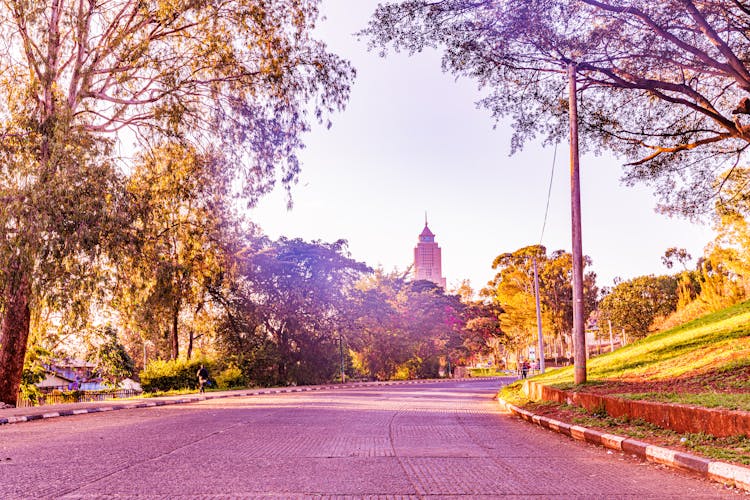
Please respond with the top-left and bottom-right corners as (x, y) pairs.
(248, 0), (715, 293)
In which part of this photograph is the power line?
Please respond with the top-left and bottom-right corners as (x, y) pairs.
(538, 142), (559, 246)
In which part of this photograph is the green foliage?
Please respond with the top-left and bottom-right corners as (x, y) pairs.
(52, 390), (84, 403)
(0, 0), (354, 404)
(599, 275), (678, 338)
(468, 367), (504, 377)
(85, 325), (135, 386)
(20, 345), (51, 405)
(116, 143), (236, 361)
(140, 358), (214, 392)
(215, 365), (246, 389)
(362, 1), (750, 216)
(483, 245), (596, 357)
(349, 271), (466, 381)
(216, 237), (369, 387)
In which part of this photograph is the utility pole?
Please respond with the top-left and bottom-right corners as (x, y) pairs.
(569, 63), (586, 384)
(533, 257), (545, 373)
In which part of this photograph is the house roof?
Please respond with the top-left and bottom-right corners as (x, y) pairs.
(51, 358), (95, 369)
(37, 373), (73, 388)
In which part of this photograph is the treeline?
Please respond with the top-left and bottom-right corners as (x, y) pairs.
(601, 208), (750, 338)
(479, 210), (750, 367)
(20, 226), (505, 399)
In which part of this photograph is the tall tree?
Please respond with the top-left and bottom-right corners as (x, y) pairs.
(539, 249), (598, 356)
(484, 245), (597, 359)
(349, 271), (466, 380)
(362, 1), (750, 216)
(115, 143), (236, 361)
(461, 301), (506, 366)
(216, 238), (370, 386)
(0, 0), (354, 404)
(348, 270), (408, 380)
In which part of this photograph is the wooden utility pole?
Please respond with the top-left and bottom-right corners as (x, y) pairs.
(569, 63), (586, 384)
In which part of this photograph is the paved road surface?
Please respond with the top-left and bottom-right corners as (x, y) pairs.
(0, 379), (741, 498)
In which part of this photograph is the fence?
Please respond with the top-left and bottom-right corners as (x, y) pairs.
(16, 389), (144, 408)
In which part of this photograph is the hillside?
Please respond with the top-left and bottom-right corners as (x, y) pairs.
(530, 300), (750, 410)
(501, 300), (750, 466)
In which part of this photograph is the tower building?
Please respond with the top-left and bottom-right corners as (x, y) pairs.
(413, 221), (446, 289)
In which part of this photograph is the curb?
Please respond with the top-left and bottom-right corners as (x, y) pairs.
(498, 397), (750, 493)
(0, 377), (503, 427)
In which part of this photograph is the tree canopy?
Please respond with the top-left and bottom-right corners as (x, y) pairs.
(0, 0), (355, 404)
(484, 245), (597, 359)
(599, 275), (679, 338)
(362, 0), (750, 216)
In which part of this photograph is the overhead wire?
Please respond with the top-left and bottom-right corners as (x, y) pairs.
(538, 142), (559, 246)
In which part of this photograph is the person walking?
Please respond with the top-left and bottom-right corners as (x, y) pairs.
(521, 360), (529, 379)
(197, 364), (210, 393)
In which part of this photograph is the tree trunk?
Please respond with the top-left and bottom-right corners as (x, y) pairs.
(170, 300), (180, 360)
(187, 329), (194, 360)
(0, 273), (32, 406)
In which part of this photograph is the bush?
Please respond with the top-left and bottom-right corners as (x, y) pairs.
(140, 358), (214, 392)
(215, 365), (245, 389)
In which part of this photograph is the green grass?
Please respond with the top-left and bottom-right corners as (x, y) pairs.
(615, 392), (750, 411)
(468, 367), (508, 377)
(497, 301), (750, 466)
(530, 300), (750, 389)
(562, 403), (750, 465)
(498, 380), (528, 405)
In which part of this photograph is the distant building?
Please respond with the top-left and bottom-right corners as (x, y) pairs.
(413, 221), (447, 289)
(36, 358), (106, 392)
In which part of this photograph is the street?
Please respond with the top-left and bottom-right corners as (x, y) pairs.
(0, 379), (739, 498)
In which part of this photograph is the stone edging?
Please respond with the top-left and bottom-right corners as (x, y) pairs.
(523, 379), (750, 437)
(0, 377), (497, 426)
(497, 397), (750, 492)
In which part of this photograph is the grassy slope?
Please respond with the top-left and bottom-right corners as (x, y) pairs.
(532, 299), (750, 390)
(498, 301), (750, 465)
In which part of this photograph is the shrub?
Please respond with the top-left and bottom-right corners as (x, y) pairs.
(140, 358), (213, 392)
(215, 365), (245, 389)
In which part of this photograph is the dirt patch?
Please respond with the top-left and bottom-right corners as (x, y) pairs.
(570, 364), (750, 396)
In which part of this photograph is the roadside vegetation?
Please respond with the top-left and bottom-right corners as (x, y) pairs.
(524, 300), (750, 396)
(9, 1), (750, 419)
(499, 300), (750, 466)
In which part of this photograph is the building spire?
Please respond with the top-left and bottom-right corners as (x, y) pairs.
(424, 211), (428, 226)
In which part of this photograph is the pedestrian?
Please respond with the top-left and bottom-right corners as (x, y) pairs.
(197, 364), (209, 393)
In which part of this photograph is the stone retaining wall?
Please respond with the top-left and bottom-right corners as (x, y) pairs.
(522, 380), (750, 437)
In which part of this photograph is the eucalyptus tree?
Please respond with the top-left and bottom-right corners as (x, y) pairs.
(484, 246), (544, 357)
(0, 0), (354, 404)
(539, 249), (597, 356)
(362, 0), (750, 216)
(115, 143), (237, 361)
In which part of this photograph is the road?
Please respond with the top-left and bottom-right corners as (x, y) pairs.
(0, 379), (740, 498)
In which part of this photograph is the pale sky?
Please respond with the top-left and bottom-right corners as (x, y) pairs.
(248, 0), (715, 293)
